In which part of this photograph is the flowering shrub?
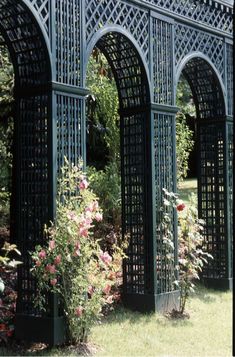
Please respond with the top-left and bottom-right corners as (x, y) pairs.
(161, 190), (213, 315)
(0, 242), (21, 344)
(31, 160), (126, 344)
(176, 194), (213, 314)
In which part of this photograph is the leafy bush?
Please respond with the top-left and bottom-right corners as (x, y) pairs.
(161, 189), (213, 316)
(87, 162), (121, 228)
(176, 112), (194, 183)
(31, 160), (126, 344)
(0, 242), (21, 344)
(0, 38), (14, 192)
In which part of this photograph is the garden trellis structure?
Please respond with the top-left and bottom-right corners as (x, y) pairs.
(0, 0), (233, 345)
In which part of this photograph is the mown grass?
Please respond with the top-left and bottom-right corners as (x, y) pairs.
(0, 285), (231, 356)
(178, 178), (197, 204)
(90, 285), (232, 357)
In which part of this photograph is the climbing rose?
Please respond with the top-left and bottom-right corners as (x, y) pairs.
(46, 264), (56, 274)
(50, 278), (57, 286)
(177, 202), (186, 212)
(79, 227), (89, 238)
(106, 295), (113, 304)
(74, 241), (81, 256)
(38, 250), (46, 259)
(100, 251), (112, 265)
(103, 284), (111, 295)
(79, 179), (89, 190)
(49, 240), (56, 250)
(36, 260), (41, 267)
(75, 306), (83, 317)
(54, 255), (62, 265)
(95, 212), (103, 222)
(88, 285), (94, 296)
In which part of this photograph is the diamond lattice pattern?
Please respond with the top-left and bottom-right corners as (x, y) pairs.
(144, 0), (233, 34)
(85, 0), (149, 63)
(175, 23), (225, 82)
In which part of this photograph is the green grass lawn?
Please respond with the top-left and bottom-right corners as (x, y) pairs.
(0, 285), (231, 356)
(178, 178), (197, 204)
(90, 285), (232, 357)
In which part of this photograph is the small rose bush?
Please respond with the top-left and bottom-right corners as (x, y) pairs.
(161, 189), (213, 315)
(31, 160), (126, 344)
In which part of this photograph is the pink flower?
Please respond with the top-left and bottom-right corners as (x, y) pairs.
(88, 285), (94, 296)
(95, 212), (103, 222)
(49, 240), (56, 250)
(79, 227), (89, 238)
(85, 204), (94, 213)
(103, 284), (111, 295)
(54, 255), (62, 265)
(36, 260), (41, 267)
(38, 250), (46, 259)
(92, 201), (99, 211)
(177, 203), (186, 212)
(45, 264), (56, 274)
(75, 306), (83, 317)
(106, 295), (113, 304)
(79, 179), (89, 190)
(100, 251), (112, 265)
(50, 278), (57, 286)
(73, 241), (81, 256)
(67, 211), (79, 223)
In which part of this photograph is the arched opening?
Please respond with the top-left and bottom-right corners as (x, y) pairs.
(176, 56), (232, 288)
(85, 30), (153, 308)
(0, 0), (53, 340)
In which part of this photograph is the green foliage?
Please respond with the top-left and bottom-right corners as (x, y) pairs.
(175, 112), (194, 182)
(176, 75), (195, 182)
(31, 160), (126, 344)
(177, 194), (213, 314)
(0, 38), (14, 191)
(86, 51), (120, 168)
(87, 162), (121, 227)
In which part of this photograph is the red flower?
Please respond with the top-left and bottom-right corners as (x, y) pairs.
(177, 203), (185, 212)
(0, 324), (7, 331)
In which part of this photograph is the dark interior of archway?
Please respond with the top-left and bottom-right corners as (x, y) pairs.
(178, 57), (227, 280)
(182, 58), (225, 120)
(0, 0), (51, 315)
(86, 32), (152, 295)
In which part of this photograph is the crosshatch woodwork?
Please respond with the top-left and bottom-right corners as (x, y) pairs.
(0, 0), (233, 345)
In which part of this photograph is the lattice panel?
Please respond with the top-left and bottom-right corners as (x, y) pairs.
(28, 0), (50, 37)
(154, 113), (176, 294)
(0, 0), (49, 87)
(182, 57), (225, 120)
(56, 94), (82, 170)
(144, 0), (233, 34)
(226, 43), (233, 116)
(85, 0), (149, 64)
(55, 0), (80, 86)
(227, 123), (233, 277)
(152, 18), (173, 105)
(16, 95), (50, 315)
(121, 113), (146, 295)
(198, 123), (227, 279)
(97, 32), (149, 110)
(175, 23), (224, 82)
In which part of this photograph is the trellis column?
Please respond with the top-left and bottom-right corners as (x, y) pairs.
(151, 104), (180, 311)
